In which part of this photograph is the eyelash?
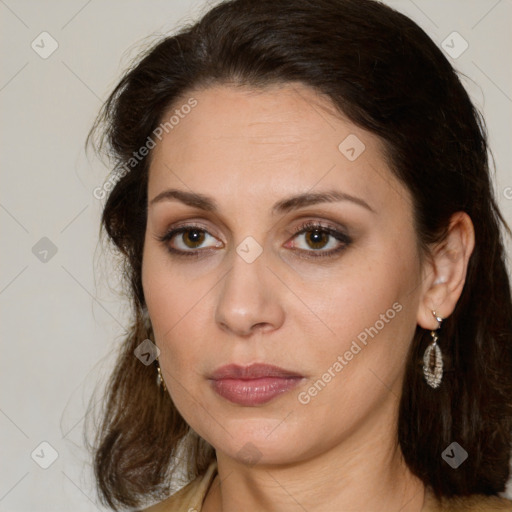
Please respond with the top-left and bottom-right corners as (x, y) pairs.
(157, 220), (352, 260)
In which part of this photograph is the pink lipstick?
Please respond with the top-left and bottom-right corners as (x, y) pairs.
(209, 363), (304, 406)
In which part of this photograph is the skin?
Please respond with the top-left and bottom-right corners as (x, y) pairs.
(142, 83), (475, 511)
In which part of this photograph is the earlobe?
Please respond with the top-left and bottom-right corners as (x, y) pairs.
(417, 211), (475, 330)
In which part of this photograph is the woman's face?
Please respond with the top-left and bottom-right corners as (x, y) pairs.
(142, 83), (426, 466)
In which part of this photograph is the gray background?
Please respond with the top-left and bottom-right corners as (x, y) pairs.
(1, 0), (511, 510)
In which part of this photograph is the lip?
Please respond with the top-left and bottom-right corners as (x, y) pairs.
(209, 364), (304, 406)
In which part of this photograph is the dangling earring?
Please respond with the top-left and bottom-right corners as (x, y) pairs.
(155, 359), (167, 392)
(423, 310), (444, 389)
(141, 307), (167, 393)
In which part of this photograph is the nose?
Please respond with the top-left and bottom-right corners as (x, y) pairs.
(214, 250), (286, 338)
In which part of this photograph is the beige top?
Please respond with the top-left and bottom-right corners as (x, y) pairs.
(144, 461), (512, 511)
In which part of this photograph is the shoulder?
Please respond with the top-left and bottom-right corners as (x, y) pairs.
(424, 488), (512, 511)
(142, 461), (218, 512)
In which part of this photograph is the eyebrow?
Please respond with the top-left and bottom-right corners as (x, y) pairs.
(149, 188), (375, 214)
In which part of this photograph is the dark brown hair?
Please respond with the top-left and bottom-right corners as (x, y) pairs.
(86, 0), (512, 509)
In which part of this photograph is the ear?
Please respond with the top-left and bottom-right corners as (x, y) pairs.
(417, 212), (475, 330)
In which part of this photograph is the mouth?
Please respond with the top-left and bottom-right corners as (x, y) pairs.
(208, 363), (304, 406)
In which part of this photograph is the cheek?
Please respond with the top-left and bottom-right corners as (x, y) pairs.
(141, 243), (214, 393)
(305, 232), (420, 379)
(142, 236), (198, 331)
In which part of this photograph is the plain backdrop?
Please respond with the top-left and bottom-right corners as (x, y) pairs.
(1, 0), (511, 510)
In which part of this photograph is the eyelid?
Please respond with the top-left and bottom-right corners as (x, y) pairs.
(289, 219), (347, 236)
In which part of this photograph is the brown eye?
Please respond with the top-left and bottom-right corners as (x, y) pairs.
(304, 229), (330, 250)
(157, 224), (223, 257)
(181, 229), (206, 248)
(287, 221), (352, 259)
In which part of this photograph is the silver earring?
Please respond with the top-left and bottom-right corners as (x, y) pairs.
(423, 311), (444, 389)
(141, 307), (165, 392)
(156, 359), (167, 392)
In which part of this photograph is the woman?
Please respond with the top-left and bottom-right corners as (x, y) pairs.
(86, 0), (512, 510)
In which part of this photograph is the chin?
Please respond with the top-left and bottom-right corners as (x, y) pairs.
(199, 415), (311, 466)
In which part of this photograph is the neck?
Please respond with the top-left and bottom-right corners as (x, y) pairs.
(202, 406), (425, 512)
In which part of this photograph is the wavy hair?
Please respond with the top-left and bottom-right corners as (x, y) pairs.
(86, 0), (512, 509)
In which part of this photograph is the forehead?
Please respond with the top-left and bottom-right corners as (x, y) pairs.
(147, 83), (407, 217)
